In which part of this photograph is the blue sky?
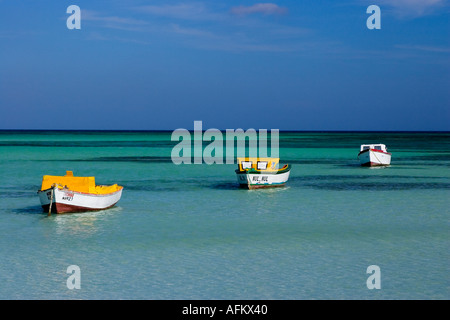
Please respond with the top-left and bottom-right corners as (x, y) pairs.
(0, 0), (449, 130)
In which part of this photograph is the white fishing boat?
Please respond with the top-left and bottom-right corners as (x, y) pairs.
(37, 171), (123, 214)
(235, 157), (291, 189)
(358, 144), (391, 167)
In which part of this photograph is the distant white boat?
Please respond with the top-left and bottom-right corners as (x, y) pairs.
(358, 144), (391, 167)
(235, 157), (291, 189)
(37, 171), (123, 214)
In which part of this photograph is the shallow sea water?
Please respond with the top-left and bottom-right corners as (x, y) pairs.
(0, 131), (448, 299)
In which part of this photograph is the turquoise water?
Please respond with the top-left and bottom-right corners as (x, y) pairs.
(0, 131), (449, 300)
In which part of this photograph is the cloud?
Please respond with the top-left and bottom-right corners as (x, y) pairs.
(230, 3), (288, 16)
(82, 10), (148, 31)
(375, 0), (449, 17)
(133, 3), (220, 21)
(78, 3), (313, 53)
(395, 44), (450, 53)
(85, 32), (151, 45)
(170, 24), (216, 38)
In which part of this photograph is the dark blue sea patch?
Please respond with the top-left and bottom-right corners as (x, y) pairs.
(289, 175), (450, 191)
(117, 178), (241, 192)
(0, 141), (175, 148)
(39, 156), (174, 163)
(0, 189), (37, 199)
(10, 205), (43, 215)
(305, 182), (450, 191)
(290, 175), (449, 181)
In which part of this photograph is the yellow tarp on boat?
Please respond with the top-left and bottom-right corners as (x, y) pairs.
(40, 171), (121, 194)
(93, 184), (121, 194)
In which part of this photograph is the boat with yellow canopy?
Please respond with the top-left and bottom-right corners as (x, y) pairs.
(37, 171), (123, 214)
(235, 157), (291, 189)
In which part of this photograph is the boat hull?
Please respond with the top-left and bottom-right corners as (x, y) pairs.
(236, 170), (290, 189)
(38, 186), (123, 214)
(358, 149), (391, 166)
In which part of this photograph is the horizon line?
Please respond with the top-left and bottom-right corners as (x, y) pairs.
(0, 129), (449, 133)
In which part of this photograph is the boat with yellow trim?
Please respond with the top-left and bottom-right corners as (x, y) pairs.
(235, 157), (291, 189)
(37, 171), (123, 214)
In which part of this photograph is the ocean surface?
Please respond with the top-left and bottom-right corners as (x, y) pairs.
(0, 131), (448, 300)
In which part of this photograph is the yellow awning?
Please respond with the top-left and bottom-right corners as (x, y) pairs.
(237, 157), (280, 172)
(40, 171), (122, 194)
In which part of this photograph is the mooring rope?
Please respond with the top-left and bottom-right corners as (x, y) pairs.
(48, 184), (55, 216)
